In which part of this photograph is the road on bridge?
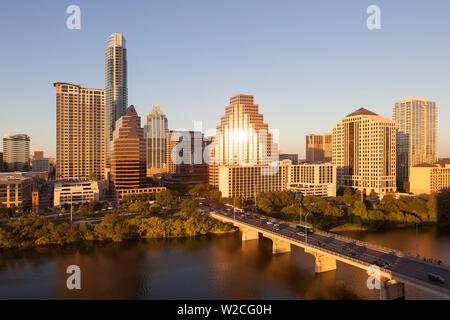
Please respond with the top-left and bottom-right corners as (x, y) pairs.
(199, 199), (450, 299)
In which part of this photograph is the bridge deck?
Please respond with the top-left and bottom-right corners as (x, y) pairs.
(209, 210), (450, 299)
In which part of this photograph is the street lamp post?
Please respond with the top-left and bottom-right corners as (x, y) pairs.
(305, 212), (310, 244)
(233, 197), (236, 220)
(299, 206), (303, 226)
(70, 195), (73, 226)
(415, 220), (420, 258)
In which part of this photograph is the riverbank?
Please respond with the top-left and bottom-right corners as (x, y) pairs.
(0, 213), (235, 251)
(329, 224), (375, 232)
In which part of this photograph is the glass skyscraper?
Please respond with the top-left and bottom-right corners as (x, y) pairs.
(144, 105), (168, 176)
(105, 33), (128, 169)
(393, 98), (437, 188)
(3, 134), (30, 172)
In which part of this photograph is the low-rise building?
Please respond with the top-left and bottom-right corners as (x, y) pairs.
(287, 162), (336, 197)
(54, 181), (101, 207)
(0, 172), (34, 210)
(279, 153), (299, 164)
(117, 187), (167, 199)
(218, 160), (336, 199)
(219, 164), (288, 199)
(410, 162), (450, 194)
(32, 158), (49, 173)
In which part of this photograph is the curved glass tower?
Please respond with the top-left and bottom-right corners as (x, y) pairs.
(105, 33), (128, 169)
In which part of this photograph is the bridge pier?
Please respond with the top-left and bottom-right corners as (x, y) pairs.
(270, 238), (291, 255)
(380, 280), (405, 300)
(241, 228), (259, 241)
(305, 249), (337, 273)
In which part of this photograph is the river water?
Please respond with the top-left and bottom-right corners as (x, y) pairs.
(0, 226), (449, 300)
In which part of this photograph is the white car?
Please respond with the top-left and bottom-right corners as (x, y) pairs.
(266, 221), (273, 225)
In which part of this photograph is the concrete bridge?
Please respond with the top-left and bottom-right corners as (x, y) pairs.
(209, 211), (450, 300)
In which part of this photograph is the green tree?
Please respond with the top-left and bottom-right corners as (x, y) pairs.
(208, 189), (222, 202)
(181, 200), (198, 216)
(156, 190), (179, 207)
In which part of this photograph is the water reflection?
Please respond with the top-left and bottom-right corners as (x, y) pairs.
(0, 227), (448, 299)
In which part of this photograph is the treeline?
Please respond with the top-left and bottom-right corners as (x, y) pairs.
(0, 212), (232, 250)
(252, 188), (450, 230)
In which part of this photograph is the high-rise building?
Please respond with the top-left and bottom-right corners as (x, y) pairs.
(144, 105), (168, 176)
(306, 134), (332, 162)
(54, 82), (105, 181)
(110, 105), (146, 190)
(209, 94), (277, 186)
(3, 134), (30, 172)
(332, 108), (397, 196)
(393, 98), (437, 188)
(165, 130), (210, 185)
(105, 33), (128, 169)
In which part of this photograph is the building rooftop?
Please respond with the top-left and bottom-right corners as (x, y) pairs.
(3, 134), (30, 140)
(0, 172), (34, 182)
(413, 163), (438, 168)
(346, 108), (379, 117)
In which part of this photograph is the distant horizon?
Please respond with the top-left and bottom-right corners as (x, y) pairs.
(1, 1), (449, 158)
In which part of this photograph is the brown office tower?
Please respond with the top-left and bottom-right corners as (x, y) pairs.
(209, 94), (276, 186)
(110, 105), (146, 190)
(54, 82), (105, 181)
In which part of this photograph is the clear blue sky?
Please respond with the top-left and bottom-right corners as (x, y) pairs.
(1, 0), (450, 158)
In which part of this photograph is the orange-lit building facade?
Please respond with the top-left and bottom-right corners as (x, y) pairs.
(110, 105), (146, 190)
(332, 108), (397, 196)
(306, 134), (332, 162)
(54, 82), (105, 181)
(210, 94), (276, 186)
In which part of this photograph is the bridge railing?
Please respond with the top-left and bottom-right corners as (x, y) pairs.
(275, 216), (450, 270)
(211, 212), (390, 274)
(211, 211), (450, 271)
(210, 212), (450, 297)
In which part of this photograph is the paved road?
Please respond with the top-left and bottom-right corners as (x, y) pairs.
(199, 199), (450, 299)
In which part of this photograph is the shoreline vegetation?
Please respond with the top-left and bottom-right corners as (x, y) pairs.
(0, 196), (235, 250)
(2, 184), (450, 250)
(209, 185), (450, 232)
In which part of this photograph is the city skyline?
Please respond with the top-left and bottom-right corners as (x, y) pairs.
(1, 1), (450, 158)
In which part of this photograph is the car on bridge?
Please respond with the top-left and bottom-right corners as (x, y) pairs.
(428, 273), (446, 285)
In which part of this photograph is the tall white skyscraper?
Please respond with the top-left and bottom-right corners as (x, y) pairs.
(393, 98), (437, 188)
(144, 105), (168, 176)
(105, 33), (128, 169)
(332, 108), (397, 196)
